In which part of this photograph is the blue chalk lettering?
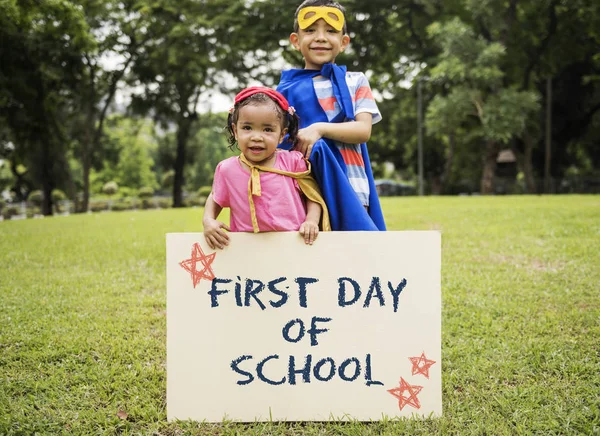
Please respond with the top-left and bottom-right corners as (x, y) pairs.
(365, 353), (383, 386)
(256, 354), (285, 385)
(231, 355), (254, 385)
(244, 279), (266, 310)
(313, 357), (336, 382)
(364, 277), (385, 308)
(234, 276), (242, 306)
(282, 318), (305, 343)
(268, 277), (288, 308)
(208, 278), (231, 307)
(288, 354), (312, 384)
(307, 316), (332, 346)
(338, 277), (361, 307)
(295, 277), (318, 308)
(339, 357), (361, 381)
(388, 278), (407, 313)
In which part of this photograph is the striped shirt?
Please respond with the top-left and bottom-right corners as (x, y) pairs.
(313, 72), (381, 206)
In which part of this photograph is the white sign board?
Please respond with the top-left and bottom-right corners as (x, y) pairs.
(167, 231), (441, 422)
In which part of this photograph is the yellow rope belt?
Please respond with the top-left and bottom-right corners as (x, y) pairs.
(239, 153), (331, 233)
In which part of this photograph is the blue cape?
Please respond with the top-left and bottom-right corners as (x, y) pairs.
(277, 64), (386, 231)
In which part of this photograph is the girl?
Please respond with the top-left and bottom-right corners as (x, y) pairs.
(203, 86), (329, 249)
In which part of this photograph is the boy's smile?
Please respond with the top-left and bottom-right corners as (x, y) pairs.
(290, 17), (350, 70)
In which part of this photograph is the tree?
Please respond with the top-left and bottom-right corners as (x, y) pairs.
(71, 0), (154, 212)
(426, 18), (539, 194)
(130, 0), (255, 207)
(0, 0), (92, 214)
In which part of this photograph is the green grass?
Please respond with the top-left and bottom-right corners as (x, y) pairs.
(1, 196), (599, 435)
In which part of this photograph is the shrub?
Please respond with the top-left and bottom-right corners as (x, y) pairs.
(118, 187), (135, 199)
(198, 186), (212, 197)
(156, 198), (171, 209)
(138, 186), (154, 199)
(51, 189), (67, 202)
(102, 181), (119, 196)
(141, 198), (154, 210)
(89, 200), (109, 212)
(0, 199), (5, 213)
(28, 190), (44, 207)
(111, 200), (132, 211)
(162, 171), (174, 189)
(26, 207), (40, 219)
(2, 206), (20, 220)
(186, 195), (207, 207)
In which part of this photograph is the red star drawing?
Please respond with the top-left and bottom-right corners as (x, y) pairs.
(179, 243), (216, 288)
(409, 352), (436, 379)
(387, 377), (423, 411)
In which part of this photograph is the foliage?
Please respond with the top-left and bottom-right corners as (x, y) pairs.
(27, 190), (43, 207)
(161, 171), (174, 190)
(138, 186), (154, 199)
(198, 186), (213, 197)
(1, 0), (599, 200)
(1, 205), (19, 220)
(102, 181), (119, 196)
(0, 0), (94, 214)
(51, 189), (67, 202)
(0, 197), (598, 433)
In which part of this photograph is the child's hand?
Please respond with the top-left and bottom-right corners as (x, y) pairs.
(203, 218), (230, 249)
(299, 220), (319, 245)
(296, 124), (323, 158)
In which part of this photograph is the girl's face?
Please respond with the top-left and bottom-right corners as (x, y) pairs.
(290, 16), (350, 70)
(232, 102), (286, 167)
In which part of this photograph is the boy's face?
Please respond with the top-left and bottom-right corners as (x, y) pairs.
(290, 16), (350, 70)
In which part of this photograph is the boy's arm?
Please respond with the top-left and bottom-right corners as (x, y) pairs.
(299, 199), (321, 245)
(203, 193), (230, 249)
(296, 112), (373, 157)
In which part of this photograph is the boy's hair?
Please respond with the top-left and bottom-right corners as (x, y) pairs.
(293, 0), (347, 34)
(225, 93), (300, 150)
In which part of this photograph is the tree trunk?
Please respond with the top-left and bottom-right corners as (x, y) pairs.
(544, 77), (552, 193)
(40, 139), (53, 216)
(512, 134), (538, 194)
(522, 133), (537, 194)
(82, 150), (91, 212)
(172, 115), (192, 208)
(430, 176), (441, 195)
(480, 140), (499, 194)
(439, 132), (456, 195)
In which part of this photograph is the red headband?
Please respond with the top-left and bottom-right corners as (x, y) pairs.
(233, 86), (290, 112)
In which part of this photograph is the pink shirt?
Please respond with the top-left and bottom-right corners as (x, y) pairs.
(212, 150), (308, 232)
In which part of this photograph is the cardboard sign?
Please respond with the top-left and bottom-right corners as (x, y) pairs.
(166, 231), (441, 422)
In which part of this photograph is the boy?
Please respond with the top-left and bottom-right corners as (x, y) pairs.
(277, 0), (386, 231)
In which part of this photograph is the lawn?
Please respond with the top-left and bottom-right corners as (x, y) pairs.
(0, 196), (598, 435)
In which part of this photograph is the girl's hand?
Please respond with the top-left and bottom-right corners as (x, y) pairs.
(296, 124), (324, 158)
(203, 218), (230, 249)
(299, 220), (319, 245)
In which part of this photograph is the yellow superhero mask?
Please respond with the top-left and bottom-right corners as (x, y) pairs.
(297, 6), (345, 32)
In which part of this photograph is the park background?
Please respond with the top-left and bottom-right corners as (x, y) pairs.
(1, 0), (599, 216)
(1, 0), (599, 434)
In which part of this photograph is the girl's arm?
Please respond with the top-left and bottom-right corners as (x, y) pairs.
(203, 193), (230, 249)
(295, 112), (373, 157)
(299, 199), (322, 245)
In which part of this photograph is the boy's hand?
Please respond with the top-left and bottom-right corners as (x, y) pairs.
(203, 218), (230, 249)
(299, 220), (319, 245)
(296, 124), (324, 158)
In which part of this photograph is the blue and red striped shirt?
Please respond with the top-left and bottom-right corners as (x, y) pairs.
(313, 72), (381, 206)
